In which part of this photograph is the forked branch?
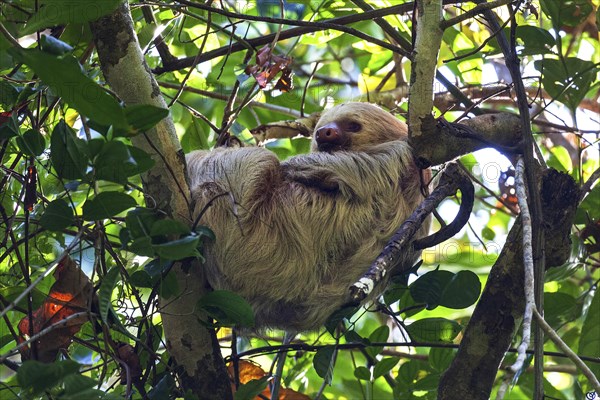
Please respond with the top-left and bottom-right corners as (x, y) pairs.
(349, 162), (474, 303)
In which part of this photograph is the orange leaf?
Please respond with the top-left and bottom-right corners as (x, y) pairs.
(228, 360), (310, 400)
(17, 256), (93, 362)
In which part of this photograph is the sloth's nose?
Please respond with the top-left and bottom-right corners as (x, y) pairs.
(315, 123), (342, 145)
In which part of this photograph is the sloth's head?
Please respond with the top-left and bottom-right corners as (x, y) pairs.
(312, 102), (408, 152)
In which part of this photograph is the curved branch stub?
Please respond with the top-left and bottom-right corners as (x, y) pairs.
(413, 167), (474, 249)
(348, 163), (474, 304)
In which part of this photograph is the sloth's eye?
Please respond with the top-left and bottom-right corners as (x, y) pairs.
(346, 121), (362, 132)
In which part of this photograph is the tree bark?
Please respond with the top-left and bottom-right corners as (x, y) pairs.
(89, 3), (232, 398)
(438, 169), (579, 399)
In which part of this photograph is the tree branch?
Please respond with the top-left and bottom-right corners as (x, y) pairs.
(496, 157), (537, 399)
(438, 169), (579, 399)
(89, 3), (231, 398)
(348, 163), (474, 303)
(408, 0), (443, 139)
(153, 2), (418, 73)
(482, 7), (547, 397)
(533, 309), (600, 393)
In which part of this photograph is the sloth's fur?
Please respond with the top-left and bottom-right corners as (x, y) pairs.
(187, 103), (429, 331)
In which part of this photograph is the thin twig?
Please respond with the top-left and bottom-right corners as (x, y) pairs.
(533, 308), (600, 394)
(441, 0), (512, 29)
(0, 311), (93, 363)
(483, 5), (547, 397)
(511, 157), (535, 373)
(270, 332), (294, 400)
(579, 167), (600, 203)
(158, 81), (301, 118)
(0, 22), (21, 48)
(153, 3), (417, 73)
(167, 7), (212, 107)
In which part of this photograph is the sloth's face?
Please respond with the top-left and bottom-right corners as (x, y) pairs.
(312, 102), (407, 152)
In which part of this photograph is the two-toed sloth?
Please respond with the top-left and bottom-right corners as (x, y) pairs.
(187, 103), (429, 331)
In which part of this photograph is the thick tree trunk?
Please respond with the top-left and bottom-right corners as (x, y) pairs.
(89, 3), (232, 398)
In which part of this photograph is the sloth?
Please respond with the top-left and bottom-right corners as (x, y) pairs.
(186, 102), (429, 331)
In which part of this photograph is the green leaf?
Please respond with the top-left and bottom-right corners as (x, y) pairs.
(144, 258), (172, 277)
(544, 292), (580, 329)
(0, 334), (14, 349)
(234, 377), (269, 400)
(129, 236), (155, 257)
(373, 356), (400, 379)
(150, 219), (191, 237)
(23, 0), (123, 35)
(0, 113), (19, 139)
(61, 373), (97, 395)
(181, 114), (210, 152)
(541, 0), (594, 28)
(369, 325), (390, 342)
(410, 269), (453, 309)
(396, 360), (419, 386)
(579, 290), (600, 383)
(366, 325), (389, 358)
(125, 104), (169, 132)
(197, 290), (255, 327)
(325, 305), (359, 334)
(153, 235), (200, 260)
(137, 21), (158, 49)
(128, 145), (155, 175)
(17, 128), (46, 157)
(93, 140), (134, 184)
(17, 360), (81, 396)
(428, 347), (454, 373)
(534, 57), (596, 111)
(50, 120), (89, 180)
(406, 318), (461, 343)
(126, 207), (161, 238)
(11, 48), (128, 128)
(93, 140), (153, 184)
(383, 284), (409, 305)
(82, 191), (136, 220)
(148, 374), (176, 400)
(409, 269), (481, 310)
(438, 270), (481, 309)
(514, 26), (555, 56)
(99, 267), (120, 324)
(87, 138), (104, 159)
(313, 345), (336, 384)
(413, 373), (440, 391)
(39, 199), (74, 231)
(387, 284), (425, 318)
(344, 329), (366, 344)
(354, 366), (371, 380)
(516, 371), (570, 399)
(129, 270), (154, 288)
(0, 80), (19, 107)
(0, 286), (46, 308)
(0, 33), (10, 51)
(547, 145), (573, 173)
(481, 226), (495, 241)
